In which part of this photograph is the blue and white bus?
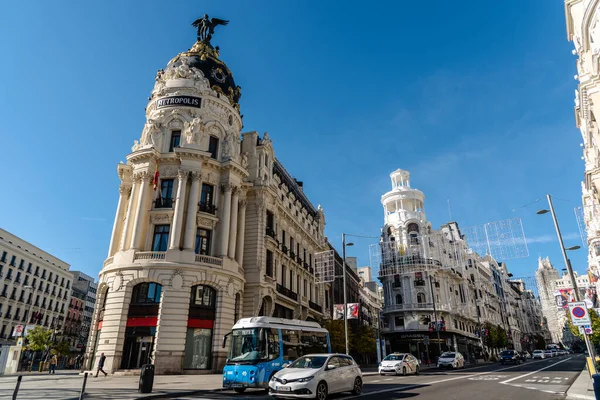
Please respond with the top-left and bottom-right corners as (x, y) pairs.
(222, 317), (331, 392)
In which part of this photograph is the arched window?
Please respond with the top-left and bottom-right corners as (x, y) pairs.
(131, 283), (162, 305)
(396, 294), (403, 304)
(417, 293), (426, 304)
(191, 285), (216, 307)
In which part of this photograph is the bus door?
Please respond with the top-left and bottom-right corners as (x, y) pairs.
(261, 328), (281, 385)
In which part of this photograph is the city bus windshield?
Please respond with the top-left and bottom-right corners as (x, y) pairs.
(228, 328), (267, 363)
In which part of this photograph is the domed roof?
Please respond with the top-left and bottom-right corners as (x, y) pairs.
(166, 41), (242, 109)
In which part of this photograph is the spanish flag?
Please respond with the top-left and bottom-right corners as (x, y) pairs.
(152, 163), (160, 190)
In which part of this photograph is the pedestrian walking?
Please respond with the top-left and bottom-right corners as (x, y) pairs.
(49, 354), (57, 374)
(94, 353), (108, 377)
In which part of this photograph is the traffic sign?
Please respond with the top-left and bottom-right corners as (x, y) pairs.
(569, 301), (592, 326)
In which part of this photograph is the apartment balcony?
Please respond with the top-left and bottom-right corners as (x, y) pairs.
(276, 283), (298, 301)
(309, 300), (322, 313)
(154, 197), (173, 208)
(297, 256), (303, 265)
(290, 251), (296, 259)
(194, 254), (223, 267)
(392, 282), (402, 288)
(383, 303), (452, 313)
(198, 202), (217, 215)
(378, 255), (443, 276)
(266, 227), (276, 239)
(133, 251), (166, 261)
(282, 245), (288, 255)
(414, 280), (426, 287)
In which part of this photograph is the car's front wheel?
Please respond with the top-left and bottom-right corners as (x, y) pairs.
(316, 382), (328, 400)
(352, 377), (363, 395)
(234, 388), (246, 393)
(415, 365), (420, 375)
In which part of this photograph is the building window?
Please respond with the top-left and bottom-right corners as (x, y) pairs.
(191, 285), (216, 307)
(199, 184), (215, 213)
(169, 130), (181, 152)
(304, 279), (307, 296)
(9, 256), (16, 266)
(417, 293), (426, 304)
(18, 259), (24, 270)
(282, 265), (286, 287)
(396, 294), (403, 304)
(131, 283), (163, 304)
(266, 250), (274, 277)
(0, 252), (6, 262)
(152, 225), (170, 251)
(394, 316), (404, 329)
(26, 263), (32, 273)
(234, 293), (240, 322)
(208, 136), (219, 159)
(194, 229), (211, 255)
(156, 179), (174, 208)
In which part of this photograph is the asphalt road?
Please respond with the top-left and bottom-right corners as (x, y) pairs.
(178, 354), (587, 400)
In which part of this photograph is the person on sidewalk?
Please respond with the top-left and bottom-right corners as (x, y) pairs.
(95, 353), (108, 377)
(49, 355), (57, 374)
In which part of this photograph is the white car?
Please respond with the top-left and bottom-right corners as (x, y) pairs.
(437, 351), (465, 369)
(378, 353), (420, 376)
(269, 354), (363, 400)
(532, 350), (545, 359)
(544, 350), (554, 358)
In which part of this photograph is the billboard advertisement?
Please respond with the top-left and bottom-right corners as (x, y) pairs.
(334, 303), (360, 320)
(555, 287), (598, 309)
(555, 288), (575, 309)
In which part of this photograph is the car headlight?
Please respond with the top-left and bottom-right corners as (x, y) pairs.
(297, 376), (314, 383)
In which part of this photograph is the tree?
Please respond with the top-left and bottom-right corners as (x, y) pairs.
(51, 340), (71, 356)
(25, 326), (52, 352)
(351, 325), (376, 364)
(322, 319), (349, 354)
(567, 308), (600, 345)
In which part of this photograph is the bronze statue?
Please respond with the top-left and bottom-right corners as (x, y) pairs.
(192, 14), (229, 44)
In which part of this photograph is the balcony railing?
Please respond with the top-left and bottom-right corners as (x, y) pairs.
(383, 303), (451, 312)
(103, 257), (114, 267)
(195, 254), (223, 267)
(276, 283), (298, 301)
(198, 202), (217, 215)
(309, 300), (322, 313)
(297, 256), (303, 264)
(134, 251), (166, 261)
(266, 227), (276, 239)
(290, 251), (296, 259)
(154, 197), (173, 208)
(414, 280), (426, 287)
(392, 282), (401, 288)
(282, 245), (288, 255)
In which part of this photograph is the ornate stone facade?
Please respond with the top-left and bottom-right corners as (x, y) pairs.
(565, 1), (600, 283)
(85, 26), (329, 375)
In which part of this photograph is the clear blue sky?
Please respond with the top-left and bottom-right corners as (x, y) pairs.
(0, 0), (587, 287)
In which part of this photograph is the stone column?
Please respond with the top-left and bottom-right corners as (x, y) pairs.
(235, 200), (247, 265)
(153, 284), (191, 374)
(119, 178), (139, 251)
(183, 172), (202, 251)
(95, 281), (132, 373)
(212, 287), (236, 372)
(169, 170), (189, 250)
(219, 185), (233, 256)
(228, 189), (240, 259)
(108, 185), (131, 257)
(130, 173), (152, 250)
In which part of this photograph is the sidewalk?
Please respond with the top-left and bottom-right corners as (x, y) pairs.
(566, 370), (595, 400)
(0, 372), (225, 400)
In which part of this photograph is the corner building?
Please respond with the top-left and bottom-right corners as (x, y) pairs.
(87, 27), (329, 374)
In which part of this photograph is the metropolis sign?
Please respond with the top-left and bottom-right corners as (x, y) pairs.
(156, 96), (201, 109)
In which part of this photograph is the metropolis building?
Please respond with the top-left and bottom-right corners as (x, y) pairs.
(86, 19), (330, 374)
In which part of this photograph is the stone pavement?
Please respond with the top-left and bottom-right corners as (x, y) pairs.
(566, 369), (596, 399)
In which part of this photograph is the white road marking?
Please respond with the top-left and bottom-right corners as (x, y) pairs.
(500, 357), (572, 384)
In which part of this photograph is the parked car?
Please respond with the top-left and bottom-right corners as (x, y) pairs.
(521, 351), (531, 359)
(544, 349), (554, 358)
(269, 354), (363, 400)
(437, 351), (465, 369)
(378, 353), (420, 376)
(532, 350), (546, 359)
(500, 350), (524, 365)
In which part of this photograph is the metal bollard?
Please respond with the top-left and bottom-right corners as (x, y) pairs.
(79, 372), (88, 400)
(13, 375), (22, 400)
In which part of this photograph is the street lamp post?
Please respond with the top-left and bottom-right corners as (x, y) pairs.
(537, 193), (596, 371)
(428, 274), (442, 355)
(341, 233), (354, 355)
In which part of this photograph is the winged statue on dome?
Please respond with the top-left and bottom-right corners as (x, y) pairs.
(192, 14), (229, 44)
